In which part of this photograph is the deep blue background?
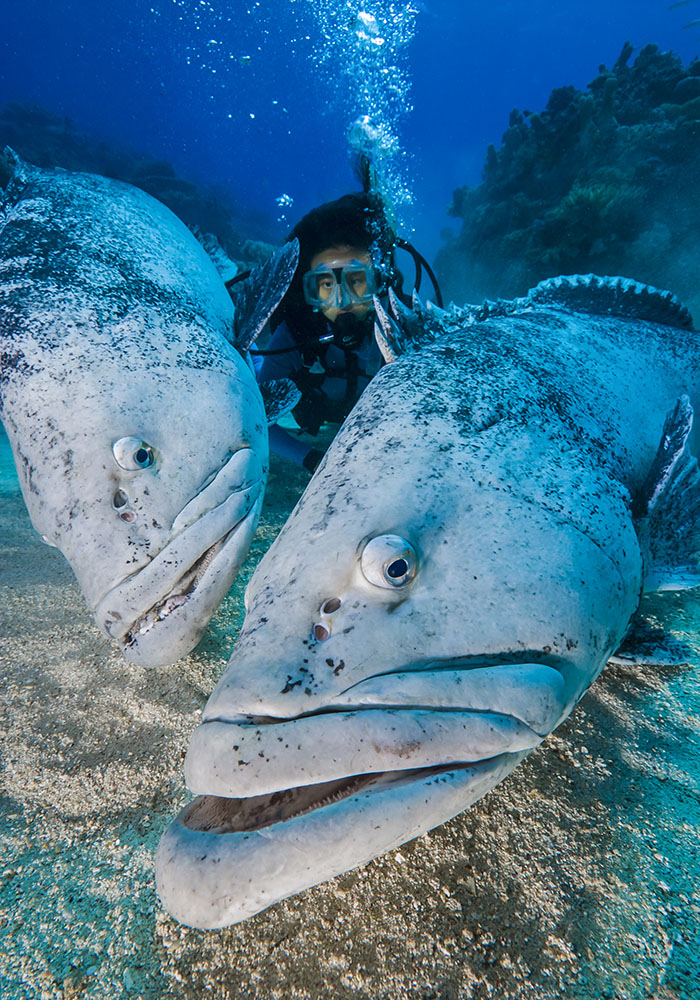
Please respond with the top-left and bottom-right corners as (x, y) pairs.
(2, 1), (699, 256)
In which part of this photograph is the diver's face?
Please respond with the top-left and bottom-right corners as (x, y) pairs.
(310, 245), (373, 323)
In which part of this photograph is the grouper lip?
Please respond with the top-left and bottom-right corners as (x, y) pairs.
(120, 495), (263, 653)
(94, 449), (264, 646)
(184, 662), (567, 803)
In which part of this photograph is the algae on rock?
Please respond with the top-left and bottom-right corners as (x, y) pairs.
(437, 43), (700, 323)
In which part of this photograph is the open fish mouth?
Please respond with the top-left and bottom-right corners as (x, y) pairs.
(156, 662), (568, 927)
(179, 760), (507, 835)
(155, 749), (528, 929)
(120, 513), (258, 648)
(94, 447), (265, 664)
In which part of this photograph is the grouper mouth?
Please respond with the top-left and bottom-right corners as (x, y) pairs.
(155, 661), (568, 927)
(184, 660), (567, 799)
(180, 760), (505, 835)
(120, 508), (259, 649)
(155, 744), (530, 929)
(94, 447), (265, 665)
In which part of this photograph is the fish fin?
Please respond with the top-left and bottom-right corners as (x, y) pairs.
(634, 395), (700, 592)
(373, 297), (402, 362)
(425, 299), (452, 321)
(524, 274), (693, 330)
(610, 617), (700, 668)
(190, 227), (239, 284)
(633, 395), (694, 518)
(258, 379), (301, 426)
(374, 289), (452, 362)
(388, 287), (443, 340)
(230, 240), (299, 351)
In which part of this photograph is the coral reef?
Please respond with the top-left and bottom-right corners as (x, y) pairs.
(437, 44), (700, 322)
(0, 102), (274, 264)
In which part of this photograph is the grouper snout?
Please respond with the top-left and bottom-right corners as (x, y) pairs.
(157, 458), (639, 926)
(94, 444), (266, 667)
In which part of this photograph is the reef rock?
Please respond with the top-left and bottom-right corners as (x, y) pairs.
(437, 44), (700, 323)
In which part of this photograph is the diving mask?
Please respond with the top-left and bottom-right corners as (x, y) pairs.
(302, 260), (383, 311)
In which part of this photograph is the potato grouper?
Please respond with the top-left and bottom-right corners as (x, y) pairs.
(155, 273), (700, 928)
(0, 148), (298, 667)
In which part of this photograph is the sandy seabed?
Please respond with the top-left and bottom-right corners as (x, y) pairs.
(1, 427), (699, 1000)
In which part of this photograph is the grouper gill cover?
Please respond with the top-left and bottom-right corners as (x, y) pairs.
(156, 275), (700, 928)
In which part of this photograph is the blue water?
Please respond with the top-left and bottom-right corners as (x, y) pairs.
(0, 425), (18, 496)
(2, 1), (698, 257)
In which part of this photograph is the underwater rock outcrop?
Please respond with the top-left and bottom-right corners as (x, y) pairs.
(437, 43), (700, 322)
(0, 102), (272, 264)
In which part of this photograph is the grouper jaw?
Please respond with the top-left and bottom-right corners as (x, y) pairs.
(94, 447), (266, 666)
(181, 762), (497, 835)
(120, 495), (263, 654)
(156, 752), (527, 929)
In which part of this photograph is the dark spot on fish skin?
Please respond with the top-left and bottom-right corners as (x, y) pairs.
(232, 745), (239, 751)
(343, 627), (354, 635)
(325, 658), (334, 667)
(281, 676), (303, 694)
(238, 760), (249, 766)
(0, 347), (30, 386)
(543, 646), (552, 654)
(334, 659), (345, 676)
(304, 688), (312, 696)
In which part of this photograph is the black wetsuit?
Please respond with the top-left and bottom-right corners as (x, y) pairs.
(255, 318), (383, 467)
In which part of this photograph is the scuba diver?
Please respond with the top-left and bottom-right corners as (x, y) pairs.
(246, 190), (441, 473)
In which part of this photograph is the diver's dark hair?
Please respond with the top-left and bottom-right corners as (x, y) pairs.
(273, 191), (395, 336)
(289, 191), (394, 273)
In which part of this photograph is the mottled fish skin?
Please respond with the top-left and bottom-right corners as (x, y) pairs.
(0, 149), (289, 667)
(157, 276), (700, 928)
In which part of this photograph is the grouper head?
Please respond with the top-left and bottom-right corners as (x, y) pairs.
(157, 292), (647, 927)
(0, 149), (298, 666)
(10, 345), (267, 668)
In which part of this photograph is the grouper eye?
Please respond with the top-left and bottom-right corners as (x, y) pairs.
(113, 437), (155, 471)
(360, 534), (417, 589)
